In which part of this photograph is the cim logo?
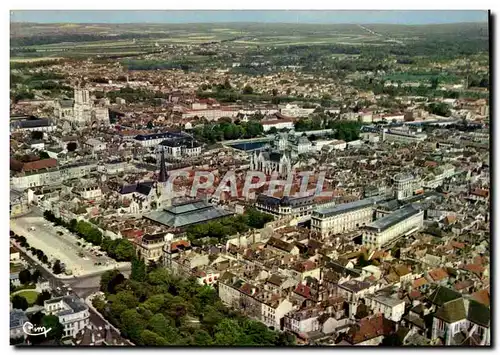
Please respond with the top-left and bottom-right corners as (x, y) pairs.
(23, 322), (52, 337)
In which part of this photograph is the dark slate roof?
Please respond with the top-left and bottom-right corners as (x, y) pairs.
(467, 299), (490, 328)
(10, 310), (28, 329)
(257, 193), (315, 207)
(44, 296), (88, 315)
(145, 200), (233, 228)
(136, 181), (154, 196)
(313, 198), (378, 218)
(119, 184), (137, 194)
(59, 99), (74, 108)
(338, 280), (371, 293)
(266, 237), (295, 252)
(267, 274), (285, 286)
(159, 137), (201, 148)
(119, 182), (154, 196)
(365, 205), (421, 232)
(11, 119), (52, 129)
(434, 298), (466, 324)
(427, 286), (462, 307)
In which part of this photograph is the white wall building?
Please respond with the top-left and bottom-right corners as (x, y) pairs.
(362, 205), (424, 249)
(261, 119), (295, 132)
(393, 173), (419, 201)
(44, 296), (90, 338)
(365, 294), (406, 322)
(311, 198), (378, 236)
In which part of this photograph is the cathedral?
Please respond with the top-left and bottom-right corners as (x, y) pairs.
(249, 149), (294, 179)
(54, 87), (110, 128)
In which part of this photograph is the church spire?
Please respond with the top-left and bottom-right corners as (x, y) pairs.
(158, 149), (167, 183)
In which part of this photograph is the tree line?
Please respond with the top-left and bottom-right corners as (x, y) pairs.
(193, 120), (264, 143)
(43, 211), (135, 262)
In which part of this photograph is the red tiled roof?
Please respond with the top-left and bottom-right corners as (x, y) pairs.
(461, 264), (485, 277)
(294, 283), (312, 299)
(10, 158), (57, 172)
(471, 289), (490, 307)
(471, 188), (489, 198)
(171, 240), (190, 252)
(428, 268), (449, 282)
(454, 280), (474, 291)
(412, 277), (428, 289)
(347, 315), (395, 344)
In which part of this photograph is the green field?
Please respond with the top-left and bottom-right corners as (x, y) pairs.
(12, 290), (39, 305)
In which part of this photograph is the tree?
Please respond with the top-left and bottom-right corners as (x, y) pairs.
(147, 313), (178, 343)
(11, 295), (29, 310)
(35, 290), (52, 306)
(242, 85), (254, 94)
(100, 269), (125, 294)
(147, 121), (154, 129)
(430, 77), (439, 90)
(268, 127), (278, 134)
(18, 269), (32, 285)
(114, 240), (135, 261)
(31, 269), (41, 283)
(356, 253), (371, 267)
(276, 331), (296, 345)
(428, 102), (451, 117)
(140, 330), (168, 346)
(52, 260), (63, 274)
(213, 319), (242, 346)
(131, 257), (147, 282)
(66, 142), (77, 152)
(39, 151), (50, 159)
(191, 329), (213, 346)
(42, 315), (64, 340)
(120, 309), (146, 344)
(30, 131), (43, 140)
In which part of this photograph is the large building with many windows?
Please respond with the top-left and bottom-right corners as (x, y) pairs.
(362, 205), (424, 249)
(310, 198), (380, 237)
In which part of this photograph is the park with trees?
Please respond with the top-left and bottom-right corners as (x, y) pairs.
(93, 262), (296, 346)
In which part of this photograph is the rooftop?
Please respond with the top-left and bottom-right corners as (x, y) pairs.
(145, 200), (233, 228)
(365, 205), (421, 232)
(313, 197), (378, 219)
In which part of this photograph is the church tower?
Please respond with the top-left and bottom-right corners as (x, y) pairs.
(156, 150), (171, 208)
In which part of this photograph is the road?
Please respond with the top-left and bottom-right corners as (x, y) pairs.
(357, 24), (405, 45)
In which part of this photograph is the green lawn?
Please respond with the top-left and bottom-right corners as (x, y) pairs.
(13, 290), (39, 305)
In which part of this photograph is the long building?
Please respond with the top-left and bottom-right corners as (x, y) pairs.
(311, 198), (379, 237)
(255, 193), (335, 221)
(144, 199), (233, 229)
(362, 205), (424, 249)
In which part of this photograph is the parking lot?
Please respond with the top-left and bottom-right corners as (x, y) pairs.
(10, 215), (126, 277)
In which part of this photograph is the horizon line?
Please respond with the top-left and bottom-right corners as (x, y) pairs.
(10, 20), (489, 25)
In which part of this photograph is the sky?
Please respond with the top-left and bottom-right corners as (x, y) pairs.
(10, 10), (489, 25)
